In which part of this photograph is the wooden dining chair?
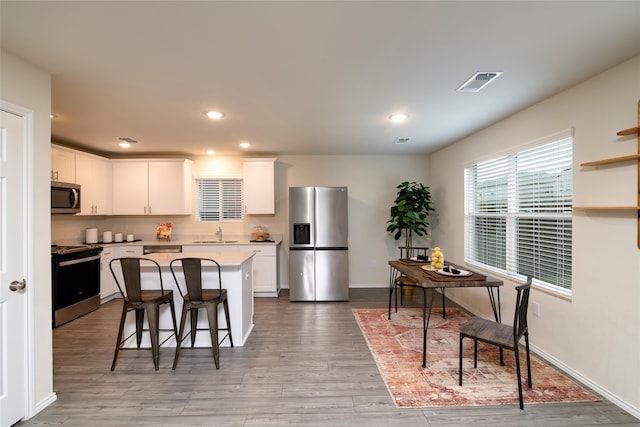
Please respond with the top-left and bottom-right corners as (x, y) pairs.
(169, 257), (233, 370)
(109, 257), (178, 371)
(459, 276), (533, 409)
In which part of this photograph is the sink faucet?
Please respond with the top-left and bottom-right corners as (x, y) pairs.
(216, 226), (223, 242)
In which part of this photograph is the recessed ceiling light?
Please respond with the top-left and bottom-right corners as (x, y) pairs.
(239, 142), (251, 149)
(206, 150), (216, 156)
(206, 111), (224, 120)
(117, 137), (139, 149)
(389, 113), (409, 123)
(50, 114), (56, 119)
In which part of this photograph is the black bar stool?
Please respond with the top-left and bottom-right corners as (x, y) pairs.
(109, 257), (178, 371)
(169, 257), (233, 369)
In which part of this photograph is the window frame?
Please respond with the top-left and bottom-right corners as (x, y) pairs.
(194, 176), (244, 222)
(463, 129), (574, 298)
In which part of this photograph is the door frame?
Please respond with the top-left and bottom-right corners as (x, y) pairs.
(1, 100), (36, 421)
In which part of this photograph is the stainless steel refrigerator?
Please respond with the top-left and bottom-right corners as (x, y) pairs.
(289, 186), (349, 301)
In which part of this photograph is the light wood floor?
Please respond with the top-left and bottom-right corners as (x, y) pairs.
(17, 289), (640, 427)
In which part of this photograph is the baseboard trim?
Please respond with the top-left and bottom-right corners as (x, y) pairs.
(28, 391), (57, 419)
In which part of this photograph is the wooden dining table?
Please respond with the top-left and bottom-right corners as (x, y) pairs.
(388, 259), (503, 368)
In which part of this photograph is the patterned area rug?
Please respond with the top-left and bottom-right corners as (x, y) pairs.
(353, 307), (599, 408)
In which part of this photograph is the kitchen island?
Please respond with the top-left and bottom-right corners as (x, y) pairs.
(116, 251), (255, 348)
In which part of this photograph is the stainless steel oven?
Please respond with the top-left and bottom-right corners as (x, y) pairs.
(51, 245), (103, 327)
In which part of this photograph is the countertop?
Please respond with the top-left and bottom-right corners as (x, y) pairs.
(71, 237), (283, 247)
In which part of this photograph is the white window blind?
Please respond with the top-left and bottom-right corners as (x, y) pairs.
(464, 132), (573, 292)
(196, 178), (243, 221)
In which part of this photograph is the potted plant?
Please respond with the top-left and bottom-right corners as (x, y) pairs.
(386, 181), (434, 258)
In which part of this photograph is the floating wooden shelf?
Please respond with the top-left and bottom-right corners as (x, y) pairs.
(580, 154), (640, 167)
(616, 127), (639, 136)
(578, 100), (639, 248)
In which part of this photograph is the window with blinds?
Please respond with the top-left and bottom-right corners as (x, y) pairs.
(196, 178), (243, 221)
(464, 130), (573, 293)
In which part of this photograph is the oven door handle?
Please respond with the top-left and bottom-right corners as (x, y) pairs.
(58, 254), (102, 267)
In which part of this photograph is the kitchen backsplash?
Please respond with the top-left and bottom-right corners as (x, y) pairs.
(51, 215), (282, 244)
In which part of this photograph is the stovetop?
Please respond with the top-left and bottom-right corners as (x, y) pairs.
(51, 244), (102, 255)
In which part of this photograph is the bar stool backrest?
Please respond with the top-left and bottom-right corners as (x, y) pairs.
(170, 258), (222, 300)
(110, 257), (164, 303)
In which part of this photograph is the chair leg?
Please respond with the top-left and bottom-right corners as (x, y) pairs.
(172, 305), (190, 370)
(441, 288), (446, 319)
(222, 298), (233, 347)
(459, 335), (464, 386)
(146, 304), (161, 371)
(135, 309), (144, 347)
(525, 332), (532, 388)
(205, 303), (220, 369)
(111, 302), (129, 371)
(514, 344), (524, 410)
(473, 339), (478, 368)
(190, 307), (198, 347)
(168, 297), (178, 340)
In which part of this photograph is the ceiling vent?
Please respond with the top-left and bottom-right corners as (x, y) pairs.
(456, 71), (503, 92)
(393, 137), (411, 145)
(117, 137), (139, 144)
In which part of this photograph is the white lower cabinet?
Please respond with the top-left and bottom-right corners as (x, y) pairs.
(246, 245), (279, 297)
(100, 247), (117, 302)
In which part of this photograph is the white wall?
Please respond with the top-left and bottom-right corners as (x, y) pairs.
(0, 49), (54, 414)
(53, 154), (432, 288)
(429, 55), (640, 416)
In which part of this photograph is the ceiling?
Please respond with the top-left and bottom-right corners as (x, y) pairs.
(2, 1), (639, 157)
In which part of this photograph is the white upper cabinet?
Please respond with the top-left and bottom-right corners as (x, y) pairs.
(50, 145), (76, 183)
(75, 151), (111, 215)
(111, 159), (192, 215)
(243, 158), (276, 215)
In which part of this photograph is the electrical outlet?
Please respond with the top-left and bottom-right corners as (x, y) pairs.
(532, 302), (540, 317)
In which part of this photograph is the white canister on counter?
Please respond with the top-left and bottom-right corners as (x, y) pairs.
(114, 232), (123, 243)
(103, 230), (113, 243)
(85, 228), (98, 244)
(126, 234), (134, 242)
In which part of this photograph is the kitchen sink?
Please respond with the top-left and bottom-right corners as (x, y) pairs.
(192, 240), (238, 244)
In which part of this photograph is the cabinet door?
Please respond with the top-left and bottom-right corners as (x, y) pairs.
(100, 247), (118, 301)
(112, 161), (149, 214)
(148, 160), (192, 215)
(76, 152), (111, 215)
(243, 158), (276, 214)
(51, 146), (76, 183)
(246, 245), (277, 295)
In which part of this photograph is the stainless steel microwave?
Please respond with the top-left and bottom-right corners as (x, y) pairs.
(51, 181), (81, 214)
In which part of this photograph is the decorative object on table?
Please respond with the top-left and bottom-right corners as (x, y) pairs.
(353, 307), (598, 408)
(157, 222), (172, 240)
(251, 224), (270, 241)
(386, 181), (434, 259)
(430, 246), (444, 269)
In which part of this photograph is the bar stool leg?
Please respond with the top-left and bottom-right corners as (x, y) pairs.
(146, 304), (161, 371)
(190, 307), (198, 347)
(222, 299), (233, 347)
(172, 304), (190, 370)
(111, 303), (129, 371)
(205, 303), (220, 369)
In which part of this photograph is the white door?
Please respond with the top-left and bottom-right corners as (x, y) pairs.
(0, 108), (28, 426)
